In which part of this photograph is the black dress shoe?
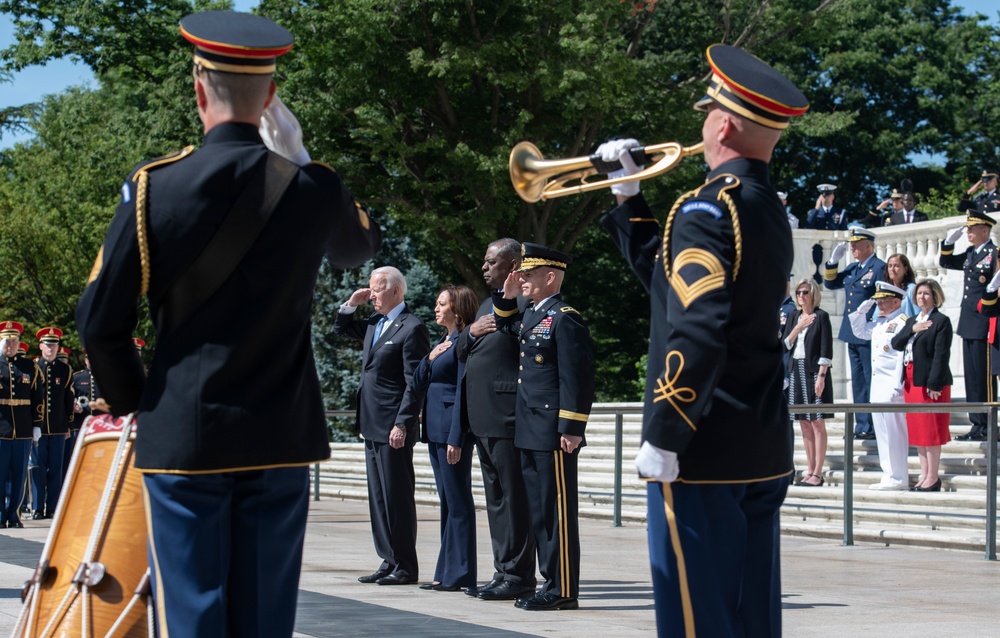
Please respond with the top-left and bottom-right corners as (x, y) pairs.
(358, 569), (391, 584)
(479, 581), (536, 601)
(431, 584), (462, 591)
(465, 577), (503, 597)
(515, 591), (578, 611)
(915, 478), (942, 492)
(9, 519), (24, 529)
(31, 511), (44, 521)
(376, 572), (415, 586)
(855, 432), (876, 440)
(419, 582), (440, 590)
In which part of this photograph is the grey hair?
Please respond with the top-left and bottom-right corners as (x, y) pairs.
(371, 266), (407, 296)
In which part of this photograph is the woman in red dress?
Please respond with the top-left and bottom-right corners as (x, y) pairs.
(890, 279), (953, 491)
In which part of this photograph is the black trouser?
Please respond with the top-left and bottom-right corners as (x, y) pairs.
(476, 435), (536, 585)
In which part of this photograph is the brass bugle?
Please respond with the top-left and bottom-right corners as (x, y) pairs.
(509, 140), (705, 203)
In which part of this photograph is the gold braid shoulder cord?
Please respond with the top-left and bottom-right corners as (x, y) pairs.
(661, 185), (743, 282)
(135, 171), (151, 296)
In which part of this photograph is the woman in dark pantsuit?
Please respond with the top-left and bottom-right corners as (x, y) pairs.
(412, 285), (479, 590)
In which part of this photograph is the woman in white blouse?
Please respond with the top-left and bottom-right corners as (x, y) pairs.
(781, 279), (834, 486)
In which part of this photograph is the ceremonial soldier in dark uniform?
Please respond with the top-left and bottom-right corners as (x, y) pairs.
(31, 327), (74, 519)
(599, 44), (807, 636)
(68, 352), (107, 476)
(492, 243), (594, 611)
(76, 11), (380, 636)
(457, 238), (537, 601)
(957, 168), (1000, 216)
(824, 227), (886, 438)
(940, 208), (997, 441)
(0, 321), (44, 529)
(805, 184), (848, 230)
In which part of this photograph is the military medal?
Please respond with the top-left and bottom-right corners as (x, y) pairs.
(981, 276), (987, 283)
(535, 354), (544, 364)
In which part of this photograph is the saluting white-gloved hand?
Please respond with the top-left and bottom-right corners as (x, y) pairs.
(987, 270), (1000, 294)
(857, 298), (876, 315)
(635, 441), (679, 483)
(596, 138), (643, 197)
(945, 226), (964, 245)
(828, 241), (848, 264)
(260, 94), (312, 166)
(32, 427), (41, 442)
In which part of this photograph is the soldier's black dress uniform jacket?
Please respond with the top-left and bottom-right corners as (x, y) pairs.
(940, 239), (996, 340)
(824, 255), (886, 344)
(37, 359), (73, 435)
(492, 293), (595, 452)
(70, 369), (103, 431)
(957, 190), (1000, 215)
(601, 158), (792, 483)
(0, 355), (43, 439)
(77, 122), (381, 472)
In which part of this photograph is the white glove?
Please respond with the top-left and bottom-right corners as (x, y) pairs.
(857, 298), (876, 315)
(987, 270), (1000, 294)
(635, 441), (679, 483)
(260, 94), (312, 166)
(828, 241), (847, 264)
(945, 226), (964, 244)
(596, 138), (642, 197)
(32, 427), (41, 442)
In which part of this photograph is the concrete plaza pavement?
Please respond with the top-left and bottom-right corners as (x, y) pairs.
(1, 496), (998, 637)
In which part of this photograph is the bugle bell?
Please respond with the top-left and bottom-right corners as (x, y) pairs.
(509, 140), (704, 203)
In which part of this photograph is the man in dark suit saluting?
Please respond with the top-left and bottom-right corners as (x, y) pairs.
(333, 266), (430, 585)
(457, 238), (537, 601)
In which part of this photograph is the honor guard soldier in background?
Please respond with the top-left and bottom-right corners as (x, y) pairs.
(940, 208), (997, 441)
(31, 327), (74, 519)
(492, 243), (594, 611)
(824, 227), (886, 439)
(957, 168), (1000, 216)
(68, 351), (106, 476)
(76, 10), (381, 636)
(457, 238), (537, 601)
(0, 321), (43, 529)
(599, 43), (807, 636)
(805, 183), (848, 230)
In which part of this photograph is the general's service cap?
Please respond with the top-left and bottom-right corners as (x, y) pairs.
(0, 321), (23, 338)
(890, 188), (902, 200)
(847, 228), (876, 243)
(36, 327), (63, 344)
(872, 281), (905, 300)
(965, 209), (996, 228)
(694, 44), (809, 130)
(180, 11), (293, 75)
(518, 242), (572, 272)
(981, 169), (999, 180)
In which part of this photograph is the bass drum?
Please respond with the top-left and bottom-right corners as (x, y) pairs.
(13, 413), (151, 637)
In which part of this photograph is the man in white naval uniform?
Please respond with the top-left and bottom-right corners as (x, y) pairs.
(850, 281), (910, 490)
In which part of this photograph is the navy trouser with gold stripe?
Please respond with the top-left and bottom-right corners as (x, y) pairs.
(646, 477), (789, 637)
(142, 467), (309, 637)
(520, 448), (579, 598)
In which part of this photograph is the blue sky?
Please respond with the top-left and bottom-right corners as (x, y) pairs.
(1, 0), (997, 149)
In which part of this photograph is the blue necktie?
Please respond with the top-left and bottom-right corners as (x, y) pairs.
(372, 316), (387, 346)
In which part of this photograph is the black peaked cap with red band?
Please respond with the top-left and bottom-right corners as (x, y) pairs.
(694, 44), (808, 130)
(180, 10), (293, 75)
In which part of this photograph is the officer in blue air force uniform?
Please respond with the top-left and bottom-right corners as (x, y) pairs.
(75, 11), (381, 636)
(492, 243), (595, 612)
(598, 44), (807, 637)
(940, 207), (997, 441)
(824, 227), (886, 439)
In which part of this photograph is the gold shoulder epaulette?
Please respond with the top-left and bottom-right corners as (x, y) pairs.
(560, 306), (579, 315)
(307, 160), (337, 173)
(131, 145), (196, 182)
